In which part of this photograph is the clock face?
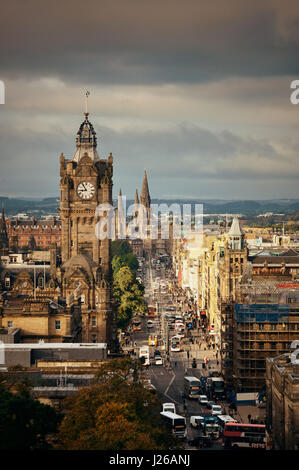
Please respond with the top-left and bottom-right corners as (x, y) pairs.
(77, 181), (95, 199)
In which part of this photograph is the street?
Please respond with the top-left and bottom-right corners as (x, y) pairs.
(122, 252), (266, 450)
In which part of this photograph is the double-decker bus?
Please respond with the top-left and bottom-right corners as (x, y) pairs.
(217, 415), (237, 435)
(222, 422), (267, 449)
(184, 376), (201, 399)
(160, 411), (187, 439)
(170, 335), (181, 352)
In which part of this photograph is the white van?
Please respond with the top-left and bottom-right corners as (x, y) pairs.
(190, 415), (204, 429)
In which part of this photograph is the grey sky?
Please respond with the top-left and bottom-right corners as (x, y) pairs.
(0, 0), (299, 199)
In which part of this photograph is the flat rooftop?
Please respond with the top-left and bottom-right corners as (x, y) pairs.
(2, 343), (107, 349)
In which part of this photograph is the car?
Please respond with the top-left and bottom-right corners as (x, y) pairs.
(147, 320), (154, 328)
(211, 404), (222, 416)
(154, 349), (161, 357)
(199, 395), (208, 405)
(206, 401), (216, 410)
(162, 403), (176, 414)
(190, 416), (204, 429)
(155, 356), (163, 366)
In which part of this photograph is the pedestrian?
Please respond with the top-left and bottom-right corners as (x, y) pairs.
(248, 414), (251, 423)
(174, 361), (177, 368)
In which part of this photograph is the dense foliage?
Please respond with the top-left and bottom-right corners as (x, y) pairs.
(0, 374), (61, 450)
(111, 241), (147, 329)
(56, 357), (179, 450)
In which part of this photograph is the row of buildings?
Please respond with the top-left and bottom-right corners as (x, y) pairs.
(172, 218), (299, 392)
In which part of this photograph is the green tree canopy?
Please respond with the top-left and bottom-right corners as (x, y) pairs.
(56, 358), (179, 450)
(0, 374), (61, 450)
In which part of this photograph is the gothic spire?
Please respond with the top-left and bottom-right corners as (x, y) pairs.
(140, 170), (151, 208)
(134, 189), (139, 205)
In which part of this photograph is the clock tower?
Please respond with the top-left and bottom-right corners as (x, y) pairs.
(59, 111), (116, 348)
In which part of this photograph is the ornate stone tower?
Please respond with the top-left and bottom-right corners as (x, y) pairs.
(0, 206), (9, 256)
(59, 111), (116, 348)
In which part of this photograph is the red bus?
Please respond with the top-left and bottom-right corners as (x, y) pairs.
(222, 422), (267, 450)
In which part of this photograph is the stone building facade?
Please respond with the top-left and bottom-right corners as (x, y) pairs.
(0, 111), (117, 349)
(58, 111), (116, 348)
(6, 217), (61, 250)
(266, 342), (299, 450)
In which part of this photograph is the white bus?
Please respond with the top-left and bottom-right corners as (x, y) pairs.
(160, 411), (187, 439)
(139, 345), (150, 366)
(184, 376), (201, 399)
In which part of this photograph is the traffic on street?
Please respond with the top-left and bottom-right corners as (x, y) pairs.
(120, 252), (267, 450)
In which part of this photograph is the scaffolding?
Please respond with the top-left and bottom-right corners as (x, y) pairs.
(220, 270), (299, 392)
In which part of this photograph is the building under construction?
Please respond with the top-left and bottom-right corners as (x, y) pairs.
(221, 279), (299, 393)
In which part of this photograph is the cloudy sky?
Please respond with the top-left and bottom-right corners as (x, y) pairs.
(1, 0), (299, 200)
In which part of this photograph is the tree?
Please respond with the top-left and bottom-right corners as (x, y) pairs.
(55, 358), (179, 450)
(113, 266), (147, 328)
(0, 374), (61, 450)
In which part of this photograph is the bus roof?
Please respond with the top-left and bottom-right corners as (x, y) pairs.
(225, 422), (265, 428)
(184, 376), (200, 382)
(160, 411), (186, 420)
(217, 415), (237, 422)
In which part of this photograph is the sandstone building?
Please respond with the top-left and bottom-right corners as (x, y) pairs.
(0, 111), (117, 349)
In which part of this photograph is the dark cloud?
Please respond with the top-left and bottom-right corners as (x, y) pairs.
(0, 115), (298, 198)
(1, 1), (299, 200)
(1, 1), (299, 84)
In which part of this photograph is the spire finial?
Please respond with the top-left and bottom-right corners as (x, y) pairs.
(85, 90), (90, 116)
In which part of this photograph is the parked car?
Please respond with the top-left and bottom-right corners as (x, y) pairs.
(199, 395), (208, 405)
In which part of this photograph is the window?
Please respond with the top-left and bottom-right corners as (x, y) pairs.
(92, 316), (96, 327)
(55, 320), (61, 330)
(7, 321), (13, 328)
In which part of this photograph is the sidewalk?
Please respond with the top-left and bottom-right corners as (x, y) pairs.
(236, 404), (266, 424)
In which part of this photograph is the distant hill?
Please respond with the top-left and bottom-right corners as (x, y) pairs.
(1, 196), (299, 217)
(0, 197), (58, 216)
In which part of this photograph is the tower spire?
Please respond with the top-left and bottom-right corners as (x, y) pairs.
(134, 189), (139, 205)
(140, 170), (151, 208)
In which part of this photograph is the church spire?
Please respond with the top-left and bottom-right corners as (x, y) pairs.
(0, 204), (8, 255)
(134, 189), (139, 205)
(140, 170), (151, 208)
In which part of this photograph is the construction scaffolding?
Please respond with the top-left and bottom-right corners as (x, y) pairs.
(220, 272), (299, 393)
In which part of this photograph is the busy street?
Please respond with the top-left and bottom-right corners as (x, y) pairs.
(121, 252), (267, 450)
